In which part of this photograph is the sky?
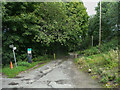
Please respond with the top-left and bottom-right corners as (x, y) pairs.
(82, 0), (100, 16)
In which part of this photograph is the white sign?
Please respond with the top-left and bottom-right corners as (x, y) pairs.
(13, 47), (16, 50)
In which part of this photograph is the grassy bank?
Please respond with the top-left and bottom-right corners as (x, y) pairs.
(2, 55), (51, 78)
(75, 38), (119, 88)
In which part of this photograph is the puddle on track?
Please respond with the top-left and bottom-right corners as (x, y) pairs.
(55, 80), (69, 84)
(21, 78), (31, 81)
(8, 82), (19, 85)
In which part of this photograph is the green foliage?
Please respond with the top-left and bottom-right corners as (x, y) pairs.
(114, 76), (120, 84)
(2, 66), (27, 78)
(100, 76), (109, 83)
(75, 39), (119, 88)
(2, 60), (50, 78)
(17, 61), (30, 67)
(82, 47), (99, 56)
(78, 38), (117, 56)
(32, 55), (50, 62)
(81, 2), (118, 49)
(79, 36), (92, 50)
(2, 2), (89, 65)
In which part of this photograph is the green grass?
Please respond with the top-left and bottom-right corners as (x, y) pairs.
(2, 53), (68, 78)
(75, 38), (119, 88)
(2, 60), (50, 78)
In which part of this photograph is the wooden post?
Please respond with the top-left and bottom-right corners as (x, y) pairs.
(75, 54), (77, 59)
(92, 35), (93, 47)
(54, 53), (55, 60)
(99, 0), (101, 52)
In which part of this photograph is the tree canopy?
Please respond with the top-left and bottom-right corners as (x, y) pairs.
(87, 2), (118, 46)
(2, 2), (89, 65)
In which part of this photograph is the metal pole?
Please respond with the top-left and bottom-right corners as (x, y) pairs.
(99, 0), (101, 52)
(13, 49), (17, 67)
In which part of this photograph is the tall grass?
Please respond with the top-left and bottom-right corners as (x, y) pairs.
(75, 38), (119, 88)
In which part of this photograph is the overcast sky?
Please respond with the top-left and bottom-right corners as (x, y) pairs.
(82, 0), (100, 16)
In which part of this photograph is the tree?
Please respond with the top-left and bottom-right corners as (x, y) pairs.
(65, 2), (89, 51)
(2, 2), (89, 65)
(87, 1), (118, 47)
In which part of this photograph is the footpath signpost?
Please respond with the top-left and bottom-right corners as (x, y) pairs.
(27, 48), (32, 63)
(9, 44), (17, 67)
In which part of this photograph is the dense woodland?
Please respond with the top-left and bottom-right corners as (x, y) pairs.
(2, 2), (89, 65)
(2, 1), (118, 65)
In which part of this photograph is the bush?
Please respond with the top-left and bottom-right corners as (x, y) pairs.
(32, 55), (50, 62)
(77, 38), (117, 56)
(114, 77), (120, 84)
(17, 62), (31, 67)
(84, 47), (99, 56)
(100, 76), (109, 83)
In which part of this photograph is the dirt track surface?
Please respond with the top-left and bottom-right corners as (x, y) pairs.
(1, 56), (102, 88)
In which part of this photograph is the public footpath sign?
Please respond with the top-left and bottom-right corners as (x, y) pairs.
(28, 48), (31, 54)
(27, 48), (32, 63)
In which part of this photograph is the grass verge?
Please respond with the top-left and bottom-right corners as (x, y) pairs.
(2, 59), (50, 78)
(75, 38), (119, 88)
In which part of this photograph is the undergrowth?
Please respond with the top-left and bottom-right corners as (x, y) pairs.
(77, 38), (118, 56)
(75, 38), (119, 88)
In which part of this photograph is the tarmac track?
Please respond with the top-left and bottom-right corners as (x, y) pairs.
(1, 55), (102, 89)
